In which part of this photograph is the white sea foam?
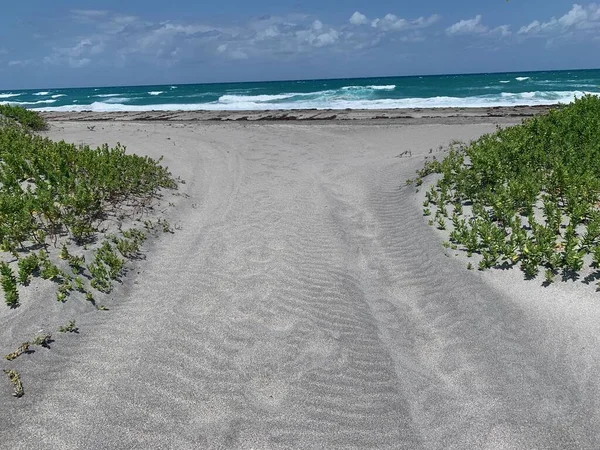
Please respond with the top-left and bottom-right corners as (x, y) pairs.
(515, 77), (531, 81)
(170, 86), (177, 89)
(499, 80), (510, 83)
(342, 85), (396, 91)
(367, 85), (396, 90)
(36, 91), (599, 112)
(2, 99), (57, 106)
(218, 94), (297, 103)
(95, 93), (124, 98)
(103, 97), (132, 104)
(33, 91), (50, 96)
(51, 94), (66, 98)
(149, 91), (164, 96)
(0, 93), (21, 98)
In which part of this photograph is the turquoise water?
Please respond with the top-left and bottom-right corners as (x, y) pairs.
(1, 69), (600, 111)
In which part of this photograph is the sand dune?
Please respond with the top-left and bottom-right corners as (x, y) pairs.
(2, 118), (600, 449)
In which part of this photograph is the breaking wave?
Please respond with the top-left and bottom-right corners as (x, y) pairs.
(35, 90), (598, 112)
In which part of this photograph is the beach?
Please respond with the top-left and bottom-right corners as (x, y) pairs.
(2, 109), (600, 449)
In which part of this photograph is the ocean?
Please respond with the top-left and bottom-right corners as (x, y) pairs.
(1, 69), (600, 112)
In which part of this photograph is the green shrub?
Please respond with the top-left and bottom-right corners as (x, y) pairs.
(0, 104), (47, 131)
(0, 126), (176, 251)
(414, 95), (600, 283)
(59, 319), (78, 333)
(0, 262), (19, 307)
(17, 253), (39, 285)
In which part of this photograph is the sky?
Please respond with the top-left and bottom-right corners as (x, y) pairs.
(1, 1), (599, 89)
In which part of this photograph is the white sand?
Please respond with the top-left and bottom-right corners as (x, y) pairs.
(1, 117), (600, 449)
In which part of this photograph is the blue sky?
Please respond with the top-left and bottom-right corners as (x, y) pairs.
(1, 1), (599, 89)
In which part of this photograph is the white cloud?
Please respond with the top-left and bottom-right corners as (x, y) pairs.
(518, 20), (541, 34)
(372, 13), (440, 31)
(8, 60), (32, 67)
(43, 38), (106, 68)
(71, 9), (108, 23)
(314, 29), (339, 47)
(349, 12), (368, 26)
(230, 50), (248, 60)
(446, 15), (488, 35)
(32, 9), (443, 70)
(559, 4), (588, 27)
(491, 25), (512, 37)
(519, 3), (600, 35)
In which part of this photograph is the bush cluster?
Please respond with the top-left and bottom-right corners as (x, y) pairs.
(0, 125), (176, 250)
(0, 109), (177, 307)
(1, 107), (180, 398)
(0, 104), (48, 131)
(414, 94), (600, 284)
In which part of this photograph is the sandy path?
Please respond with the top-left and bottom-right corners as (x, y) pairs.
(2, 120), (600, 449)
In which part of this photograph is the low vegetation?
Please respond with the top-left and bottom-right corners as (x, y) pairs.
(3, 369), (24, 397)
(59, 320), (78, 333)
(412, 94), (600, 286)
(0, 104), (47, 131)
(1, 106), (181, 397)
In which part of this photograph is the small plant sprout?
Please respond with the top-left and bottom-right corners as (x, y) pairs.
(68, 255), (85, 275)
(436, 216), (446, 230)
(31, 333), (52, 348)
(0, 262), (19, 308)
(4, 342), (31, 361)
(3, 369), (24, 397)
(74, 277), (85, 292)
(17, 254), (40, 285)
(59, 244), (70, 260)
(59, 320), (78, 333)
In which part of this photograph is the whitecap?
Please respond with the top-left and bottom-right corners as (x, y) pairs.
(33, 91), (50, 96)
(95, 93), (125, 98)
(148, 91), (164, 96)
(367, 85), (396, 90)
(499, 80), (510, 84)
(1, 99), (57, 106)
(218, 93), (297, 103)
(35, 91), (599, 112)
(515, 77), (530, 81)
(103, 97), (132, 104)
(341, 85), (395, 91)
(51, 94), (66, 99)
(0, 93), (22, 98)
